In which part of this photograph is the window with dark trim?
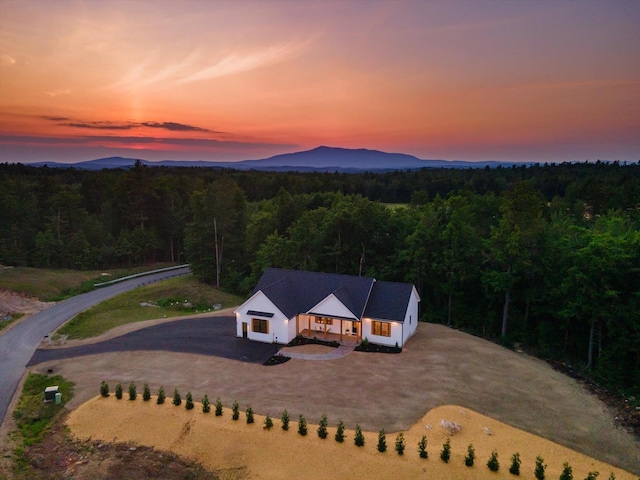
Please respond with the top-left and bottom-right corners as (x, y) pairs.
(315, 317), (333, 325)
(252, 318), (269, 334)
(371, 321), (391, 337)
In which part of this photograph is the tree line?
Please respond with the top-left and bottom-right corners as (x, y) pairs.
(1, 160), (638, 395)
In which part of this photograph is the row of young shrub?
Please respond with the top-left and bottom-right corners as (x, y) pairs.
(440, 437), (615, 480)
(99, 381), (619, 479)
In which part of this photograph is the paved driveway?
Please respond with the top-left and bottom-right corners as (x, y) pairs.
(28, 316), (280, 365)
(0, 266), (190, 426)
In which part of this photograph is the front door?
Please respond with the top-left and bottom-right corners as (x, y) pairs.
(352, 321), (358, 336)
(242, 322), (248, 338)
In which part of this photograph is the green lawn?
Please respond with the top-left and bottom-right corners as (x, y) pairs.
(12, 373), (74, 446)
(0, 263), (178, 301)
(57, 275), (244, 339)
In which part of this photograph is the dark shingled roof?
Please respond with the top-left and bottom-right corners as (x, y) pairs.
(252, 268), (415, 323)
(253, 268), (374, 320)
(363, 281), (415, 322)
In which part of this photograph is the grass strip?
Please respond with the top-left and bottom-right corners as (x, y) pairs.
(57, 275), (244, 339)
(13, 373), (74, 447)
(0, 263), (177, 301)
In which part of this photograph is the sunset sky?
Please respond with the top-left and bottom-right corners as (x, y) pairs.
(1, 0), (638, 164)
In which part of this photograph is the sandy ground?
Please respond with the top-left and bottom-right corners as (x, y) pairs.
(32, 322), (639, 474)
(67, 397), (636, 480)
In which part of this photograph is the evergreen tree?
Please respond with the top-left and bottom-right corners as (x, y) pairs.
(128, 382), (137, 401)
(335, 420), (345, 442)
(559, 462), (573, 480)
(465, 443), (475, 466)
(395, 433), (406, 455)
(172, 388), (181, 406)
(185, 391), (194, 410)
(156, 386), (165, 404)
(202, 394), (210, 413)
(417, 435), (428, 458)
(115, 383), (123, 400)
(377, 429), (387, 453)
(232, 400), (239, 420)
(264, 414), (273, 430)
(215, 397), (223, 416)
(354, 424), (365, 447)
(246, 406), (254, 423)
(440, 438), (451, 462)
(317, 415), (328, 439)
(143, 384), (151, 401)
(100, 381), (109, 397)
(509, 452), (521, 475)
(487, 450), (499, 472)
(281, 409), (289, 430)
(298, 415), (307, 436)
(534, 455), (546, 480)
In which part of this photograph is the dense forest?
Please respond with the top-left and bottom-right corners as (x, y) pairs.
(1, 161), (639, 396)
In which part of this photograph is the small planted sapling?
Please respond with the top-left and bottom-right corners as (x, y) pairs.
(395, 432), (406, 455)
(418, 435), (428, 459)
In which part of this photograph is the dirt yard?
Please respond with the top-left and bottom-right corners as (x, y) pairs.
(67, 398), (636, 480)
(0, 290), (54, 317)
(30, 322), (639, 474)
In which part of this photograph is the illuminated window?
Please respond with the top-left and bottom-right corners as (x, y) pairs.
(315, 317), (333, 325)
(371, 321), (391, 337)
(252, 318), (269, 334)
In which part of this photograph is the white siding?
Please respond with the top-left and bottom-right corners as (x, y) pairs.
(361, 318), (403, 347)
(234, 291), (291, 344)
(401, 287), (420, 346)
(307, 294), (358, 320)
(362, 286), (420, 348)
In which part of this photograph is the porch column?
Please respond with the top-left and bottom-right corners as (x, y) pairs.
(296, 315), (299, 336)
(340, 319), (343, 342)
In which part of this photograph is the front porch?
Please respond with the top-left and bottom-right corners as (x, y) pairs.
(295, 314), (362, 344)
(298, 329), (360, 346)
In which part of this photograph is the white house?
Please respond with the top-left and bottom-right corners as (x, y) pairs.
(235, 268), (420, 347)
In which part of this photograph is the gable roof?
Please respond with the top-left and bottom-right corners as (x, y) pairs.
(253, 268), (375, 320)
(363, 281), (415, 322)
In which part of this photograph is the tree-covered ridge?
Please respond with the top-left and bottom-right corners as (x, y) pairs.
(1, 161), (639, 395)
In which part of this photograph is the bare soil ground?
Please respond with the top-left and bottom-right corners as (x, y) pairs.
(66, 398), (636, 480)
(0, 290), (54, 317)
(2, 410), (220, 480)
(26, 322), (640, 474)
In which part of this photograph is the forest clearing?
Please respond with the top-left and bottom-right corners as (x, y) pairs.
(26, 321), (639, 474)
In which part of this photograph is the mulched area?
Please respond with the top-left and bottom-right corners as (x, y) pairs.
(286, 336), (339, 348)
(355, 343), (401, 353)
(263, 354), (291, 366)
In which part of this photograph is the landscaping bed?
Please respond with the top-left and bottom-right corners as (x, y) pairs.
(287, 335), (339, 348)
(263, 354), (291, 366)
(355, 341), (401, 354)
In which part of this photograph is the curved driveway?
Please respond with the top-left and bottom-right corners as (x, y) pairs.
(27, 316), (279, 365)
(0, 266), (190, 426)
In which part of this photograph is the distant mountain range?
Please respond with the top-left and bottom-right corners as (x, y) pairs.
(26, 146), (524, 172)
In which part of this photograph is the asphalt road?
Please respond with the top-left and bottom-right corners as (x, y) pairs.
(0, 266), (190, 426)
(28, 316), (279, 365)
